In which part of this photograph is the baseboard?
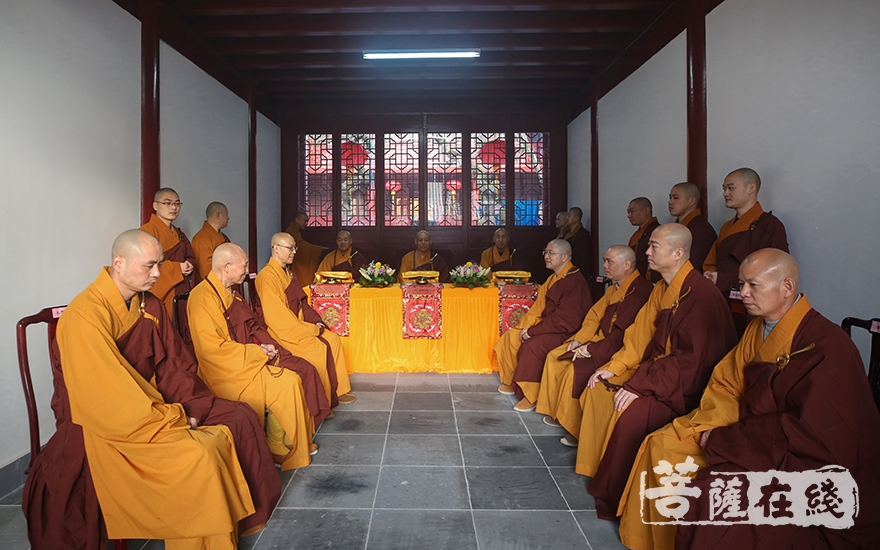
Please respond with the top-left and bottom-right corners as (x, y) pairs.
(0, 453), (30, 500)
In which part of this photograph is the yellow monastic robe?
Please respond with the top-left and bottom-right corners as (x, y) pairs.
(255, 257), (352, 401)
(617, 296), (811, 550)
(316, 248), (354, 274)
(188, 271), (314, 470)
(536, 270), (643, 437)
(575, 263), (694, 477)
(140, 213), (191, 315)
(479, 246), (510, 269)
(284, 223), (325, 286)
(494, 261), (574, 390)
(58, 268), (253, 548)
(192, 221), (228, 284)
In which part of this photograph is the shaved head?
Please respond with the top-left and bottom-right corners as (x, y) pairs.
(608, 244), (635, 264)
(338, 230), (352, 239)
(630, 197), (652, 211)
(206, 201), (227, 218)
(109, 229), (163, 300)
(739, 249), (799, 321)
(154, 187), (178, 202)
(111, 229), (160, 262)
(729, 167), (762, 192)
(655, 223), (693, 256)
(212, 242), (245, 271)
(271, 232), (294, 247)
(603, 244), (637, 282)
(213, 242), (249, 287)
(672, 182), (700, 201)
(741, 248), (799, 287)
(549, 238), (572, 257)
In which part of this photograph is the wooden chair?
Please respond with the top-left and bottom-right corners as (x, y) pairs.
(841, 316), (880, 409)
(17, 307), (128, 550)
(243, 272), (258, 309)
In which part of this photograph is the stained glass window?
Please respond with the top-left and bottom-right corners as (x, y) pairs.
(384, 133), (420, 226)
(426, 133), (463, 226)
(299, 133), (333, 226)
(340, 134), (376, 226)
(513, 132), (546, 226)
(471, 132), (507, 226)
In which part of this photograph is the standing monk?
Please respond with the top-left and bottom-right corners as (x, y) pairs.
(398, 230), (451, 283)
(192, 201), (231, 284)
(24, 230), (272, 549)
(703, 168), (788, 334)
(188, 243), (320, 470)
(618, 250), (880, 550)
(536, 245), (653, 447)
(561, 206), (592, 277)
(577, 224), (738, 520)
(283, 211), (326, 286)
(555, 211), (569, 238)
(256, 233), (355, 407)
(626, 197), (661, 283)
(479, 227), (525, 271)
(495, 239), (592, 411)
(315, 230), (368, 280)
(667, 182), (717, 272)
(140, 187), (197, 316)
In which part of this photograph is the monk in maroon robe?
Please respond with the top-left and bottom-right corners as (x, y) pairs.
(315, 230), (368, 280)
(479, 227), (527, 272)
(398, 230), (452, 283)
(626, 197), (661, 283)
(667, 182), (717, 273)
(562, 207), (593, 278)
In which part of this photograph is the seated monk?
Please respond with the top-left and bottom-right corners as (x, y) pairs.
(140, 187), (197, 316)
(283, 211), (327, 286)
(536, 245), (653, 447)
(627, 197), (661, 283)
(577, 223), (738, 521)
(23, 230), (279, 549)
(495, 239), (592, 411)
(398, 230), (451, 283)
(479, 227), (526, 271)
(315, 230), (368, 280)
(618, 249), (880, 550)
(188, 243), (322, 470)
(256, 233), (355, 407)
(192, 201), (231, 284)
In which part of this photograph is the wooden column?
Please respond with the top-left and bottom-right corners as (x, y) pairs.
(139, 0), (160, 224)
(686, 0), (709, 216)
(247, 85), (258, 267)
(589, 85), (600, 277)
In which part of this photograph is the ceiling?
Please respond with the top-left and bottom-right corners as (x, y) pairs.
(162, 0), (679, 113)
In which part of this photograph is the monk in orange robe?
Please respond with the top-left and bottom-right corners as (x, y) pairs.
(315, 230), (368, 280)
(703, 168), (788, 334)
(479, 227), (526, 271)
(536, 245), (652, 446)
(256, 232), (355, 407)
(577, 224), (738, 521)
(140, 187), (197, 316)
(398, 230), (452, 282)
(283, 211), (326, 286)
(667, 182), (717, 272)
(192, 201), (231, 284)
(188, 243), (318, 470)
(561, 206), (592, 277)
(495, 239), (592, 411)
(618, 250), (880, 550)
(25, 230), (266, 549)
(627, 197), (662, 283)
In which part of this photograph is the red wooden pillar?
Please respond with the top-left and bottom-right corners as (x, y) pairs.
(247, 85), (258, 267)
(139, 0), (160, 224)
(589, 85), (600, 277)
(686, 0), (709, 216)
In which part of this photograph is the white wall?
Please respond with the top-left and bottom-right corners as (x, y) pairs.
(706, 0), (880, 359)
(596, 32), (688, 260)
(0, 0), (141, 468)
(159, 42), (250, 255)
(567, 108), (592, 225)
(256, 114), (282, 268)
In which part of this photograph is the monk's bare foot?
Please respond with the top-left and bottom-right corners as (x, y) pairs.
(542, 416), (561, 427)
(309, 442), (319, 455)
(497, 384), (515, 395)
(560, 433), (578, 447)
(513, 397), (536, 412)
(338, 393), (357, 404)
(326, 410), (335, 419)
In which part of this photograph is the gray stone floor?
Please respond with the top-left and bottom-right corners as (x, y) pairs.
(0, 372), (626, 549)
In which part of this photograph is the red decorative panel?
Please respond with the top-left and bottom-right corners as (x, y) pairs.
(341, 133), (376, 226)
(498, 283), (539, 334)
(471, 132), (506, 226)
(300, 133), (333, 226)
(310, 283), (351, 336)
(427, 132), (463, 226)
(402, 283), (443, 339)
(384, 133), (420, 226)
(513, 132), (546, 226)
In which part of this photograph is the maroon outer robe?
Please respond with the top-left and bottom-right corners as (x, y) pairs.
(222, 286), (332, 424)
(681, 213), (717, 276)
(565, 223), (593, 278)
(588, 270), (738, 519)
(490, 249), (528, 272)
(322, 249), (368, 278)
(676, 310), (880, 549)
(415, 254), (452, 283)
(631, 218), (661, 283)
(571, 276), (654, 397)
(23, 292), (281, 549)
(511, 268), (593, 400)
(164, 230), (198, 298)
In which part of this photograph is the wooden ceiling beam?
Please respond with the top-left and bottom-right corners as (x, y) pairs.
(249, 65), (594, 82)
(260, 77), (582, 92)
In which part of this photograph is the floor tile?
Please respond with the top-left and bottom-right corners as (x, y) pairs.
(339, 391), (395, 411)
(388, 411), (457, 435)
(374, 466), (469, 510)
(366, 509), (478, 550)
(572, 510), (627, 549)
(448, 373), (504, 392)
(473, 510), (590, 549)
(452, 392), (516, 411)
(466, 467), (568, 510)
(550, 468), (595, 511)
(382, 435), (463, 466)
(393, 392), (453, 411)
(0, 507), (29, 550)
(253, 508), (370, 549)
(532, 435), (578, 467)
(518, 409), (569, 436)
(310, 434), (387, 466)
(395, 373), (450, 392)
(317, 411), (390, 435)
(277, 465), (380, 509)
(455, 411), (529, 435)
(349, 372), (398, 392)
(460, 435), (545, 467)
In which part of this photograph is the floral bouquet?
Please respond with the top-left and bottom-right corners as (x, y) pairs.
(450, 262), (491, 289)
(359, 261), (397, 287)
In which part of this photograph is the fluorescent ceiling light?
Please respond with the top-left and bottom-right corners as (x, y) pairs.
(363, 50), (480, 60)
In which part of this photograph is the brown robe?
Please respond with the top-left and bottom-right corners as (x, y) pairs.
(564, 222), (593, 278)
(676, 309), (880, 549)
(399, 250), (452, 283)
(510, 267), (593, 400)
(140, 214), (198, 316)
(677, 209), (717, 276)
(587, 268), (738, 519)
(23, 291), (280, 548)
(316, 248), (368, 279)
(629, 217), (661, 283)
(480, 246), (527, 272)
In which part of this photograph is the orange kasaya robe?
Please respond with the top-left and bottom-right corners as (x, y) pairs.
(315, 248), (368, 280)
(399, 249), (451, 282)
(619, 296), (880, 550)
(535, 270), (653, 437)
(188, 271), (315, 471)
(628, 217), (661, 283)
(191, 221), (230, 285)
(255, 257), (351, 406)
(479, 246), (526, 271)
(140, 214), (198, 316)
(283, 223), (326, 286)
(53, 268), (254, 548)
(675, 209), (717, 277)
